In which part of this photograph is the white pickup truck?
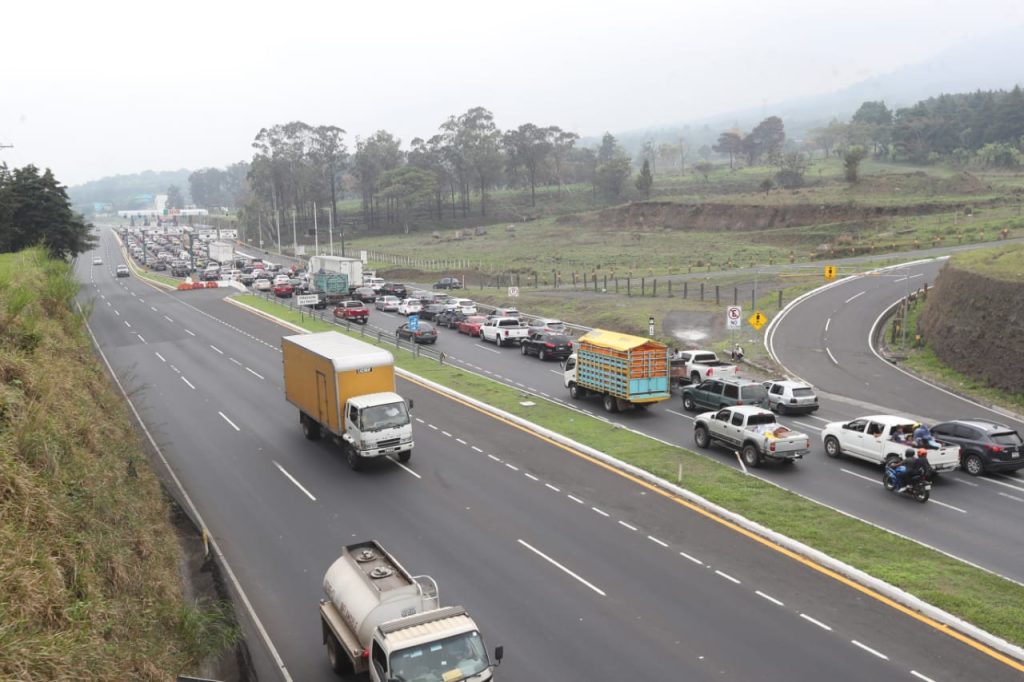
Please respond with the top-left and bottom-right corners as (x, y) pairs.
(672, 350), (740, 386)
(480, 317), (530, 347)
(821, 414), (961, 472)
(694, 406), (811, 467)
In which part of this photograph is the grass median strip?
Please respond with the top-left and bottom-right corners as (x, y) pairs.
(237, 293), (1024, 650)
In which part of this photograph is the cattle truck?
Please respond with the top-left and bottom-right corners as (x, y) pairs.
(282, 332), (413, 470)
(320, 540), (503, 680)
(563, 329), (671, 412)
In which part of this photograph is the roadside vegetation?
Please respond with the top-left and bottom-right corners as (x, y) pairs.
(0, 248), (238, 679)
(237, 293), (1024, 649)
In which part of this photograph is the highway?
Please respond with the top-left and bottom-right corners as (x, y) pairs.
(77, 230), (1024, 681)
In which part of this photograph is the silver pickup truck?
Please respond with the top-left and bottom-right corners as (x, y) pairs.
(480, 317), (530, 347)
(694, 405), (811, 467)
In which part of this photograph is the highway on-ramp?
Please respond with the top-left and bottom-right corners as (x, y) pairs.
(77, 231), (1024, 681)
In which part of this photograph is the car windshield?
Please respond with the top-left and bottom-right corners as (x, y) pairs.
(792, 387), (814, 397)
(389, 631), (489, 682)
(992, 431), (1023, 446)
(359, 402), (410, 431)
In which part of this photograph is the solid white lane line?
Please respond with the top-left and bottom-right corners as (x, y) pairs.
(273, 461), (317, 501)
(545, 483), (560, 492)
(474, 344), (500, 354)
(618, 520), (638, 531)
(185, 329), (195, 336)
(567, 494), (584, 504)
(210, 345), (224, 354)
(665, 409), (693, 419)
(824, 317), (831, 333)
(648, 536), (669, 548)
(524, 473), (539, 481)
(456, 438), (467, 445)
(592, 507), (609, 517)
(679, 552), (703, 565)
(910, 671), (937, 682)
(505, 463), (519, 471)
(756, 590), (784, 606)
(471, 445), (483, 452)
(844, 291), (866, 304)
(137, 334), (146, 344)
(517, 539), (606, 597)
(980, 476), (1024, 494)
(124, 320), (131, 328)
(155, 352), (166, 362)
(841, 469), (880, 485)
(181, 376), (195, 389)
(850, 640), (888, 660)
(800, 613), (832, 631)
(246, 368), (264, 380)
(218, 411), (240, 431)
(715, 570), (740, 584)
(932, 500), (968, 514)
(393, 461), (422, 479)
(230, 358), (242, 366)
(164, 315), (174, 323)
(826, 347), (838, 365)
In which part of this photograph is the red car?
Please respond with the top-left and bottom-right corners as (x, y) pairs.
(273, 282), (294, 298)
(333, 300), (369, 324)
(457, 315), (488, 336)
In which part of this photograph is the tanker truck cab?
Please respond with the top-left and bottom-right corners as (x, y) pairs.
(321, 541), (503, 681)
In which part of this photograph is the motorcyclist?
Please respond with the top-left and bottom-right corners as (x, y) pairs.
(898, 448), (933, 493)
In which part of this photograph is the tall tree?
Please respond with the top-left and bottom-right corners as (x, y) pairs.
(379, 166), (437, 233)
(312, 125), (348, 242)
(635, 159), (653, 199)
(713, 131), (743, 169)
(748, 116), (786, 165)
(0, 164), (95, 259)
(843, 146), (867, 183)
(166, 184), (184, 209)
(503, 123), (554, 207)
(594, 134), (632, 199)
(549, 128), (579, 198)
(452, 107), (504, 217)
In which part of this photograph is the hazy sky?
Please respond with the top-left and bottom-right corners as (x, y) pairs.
(3, 0), (1023, 186)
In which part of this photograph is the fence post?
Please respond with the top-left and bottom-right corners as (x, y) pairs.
(603, 274), (607, 291)
(715, 285), (719, 305)
(627, 278), (631, 296)
(700, 282), (704, 301)
(684, 281), (687, 299)
(668, 280), (672, 297)
(734, 287), (738, 305)
(778, 290), (783, 309)
(653, 279), (657, 297)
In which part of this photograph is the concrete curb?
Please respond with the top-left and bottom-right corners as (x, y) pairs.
(226, 295), (1024, 665)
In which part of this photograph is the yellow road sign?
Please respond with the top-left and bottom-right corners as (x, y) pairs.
(748, 311), (768, 330)
(824, 265), (837, 280)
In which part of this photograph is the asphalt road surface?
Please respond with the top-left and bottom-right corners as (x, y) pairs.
(77, 231), (1024, 681)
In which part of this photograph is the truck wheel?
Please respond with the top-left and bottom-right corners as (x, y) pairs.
(690, 372), (702, 385)
(823, 436), (841, 458)
(521, 343), (528, 355)
(398, 449), (411, 463)
(694, 425), (710, 448)
(539, 349), (547, 361)
(682, 395), (696, 412)
(602, 394), (619, 413)
(326, 633), (350, 675)
(742, 444), (761, 468)
(301, 414), (322, 441)
(569, 383), (582, 400)
(963, 453), (985, 476)
(347, 447), (363, 472)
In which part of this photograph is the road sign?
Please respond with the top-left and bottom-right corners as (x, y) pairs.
(726, 306), (742, 329)
(408, 314), (419, 331)
(296, 294), (320, 306)
(748, 311), (768, 331)
(648, 316), (656, 336)
(508, 286), (519, 298)
(824, 265), (837, 280)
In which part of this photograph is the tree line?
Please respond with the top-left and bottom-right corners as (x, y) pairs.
(0, 164), (95, 259)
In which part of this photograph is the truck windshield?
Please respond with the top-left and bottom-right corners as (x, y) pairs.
(389, 631), (489, 682)
(359, 402), (410, 432)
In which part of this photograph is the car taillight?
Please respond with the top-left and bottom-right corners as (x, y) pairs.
(361, 648), (369, 660)
(707, 368), (713, 376)
(545, 342), (555, 348)
(985, 444), (1004, 453)
(769, 442), (776, 452)
(806, 440), (811, 448)
(568, 341), (573, 347)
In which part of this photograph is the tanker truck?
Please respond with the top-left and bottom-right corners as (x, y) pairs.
(320, 540), (503, 680)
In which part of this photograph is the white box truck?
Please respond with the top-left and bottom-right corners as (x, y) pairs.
(208, 240), (234, 266)
(320, 541), (503, 680)
(309, 255), (363, 300)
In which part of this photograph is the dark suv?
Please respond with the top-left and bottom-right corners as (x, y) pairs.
(433, 276), (462, 290)
(930, 419), (1024, 476)
(521, 332), (573, 361)
(681, 377), (769, 412)
(381, 282), (408, 298)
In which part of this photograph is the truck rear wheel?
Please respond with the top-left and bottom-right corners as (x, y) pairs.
(602, 394), (619, 413)
(301, 413), (322, 441)
(742, 444), (761, 468)
(326, 633), (350, 675)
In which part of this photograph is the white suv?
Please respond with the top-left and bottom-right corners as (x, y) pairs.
(397, 298), (422, 315)
(761, 380), (819, 415)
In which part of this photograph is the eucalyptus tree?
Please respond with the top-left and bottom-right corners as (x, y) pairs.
(503, 123), (554, 207)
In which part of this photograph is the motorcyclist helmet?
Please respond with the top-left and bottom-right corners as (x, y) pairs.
(917, 448), (928, 457)
(904, 448), (916, 458)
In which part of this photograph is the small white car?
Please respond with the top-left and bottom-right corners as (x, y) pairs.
(375, 295), (401, 312)
(397, 298), (422, 315)
(761, 380), (819, 415)
(444, 298), (477, 315)
(273, 274), (291, 286)
(253, 278), (272, 291)
(92, 257), (103, 265)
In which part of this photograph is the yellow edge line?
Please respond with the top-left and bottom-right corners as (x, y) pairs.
(401, 372), (1024, 672)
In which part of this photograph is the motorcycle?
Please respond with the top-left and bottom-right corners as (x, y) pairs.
(883, 460), (931, 503)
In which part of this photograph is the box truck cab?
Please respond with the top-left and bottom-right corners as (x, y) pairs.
(282, 332), (413, 470)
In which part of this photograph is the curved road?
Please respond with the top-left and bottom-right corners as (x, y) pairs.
(75, 231), (1023, 681)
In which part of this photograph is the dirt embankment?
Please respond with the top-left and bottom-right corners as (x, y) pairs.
(919, 262), (1024, 394)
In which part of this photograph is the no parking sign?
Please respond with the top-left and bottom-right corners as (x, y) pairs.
(726, 306), (742, 329)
